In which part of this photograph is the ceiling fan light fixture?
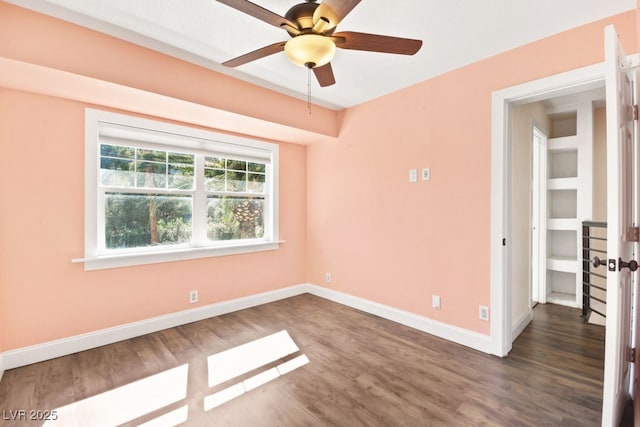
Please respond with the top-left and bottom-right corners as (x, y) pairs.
(284, 34), (336, 68)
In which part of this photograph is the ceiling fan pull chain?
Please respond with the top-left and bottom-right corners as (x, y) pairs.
(307, 66), (312, 115)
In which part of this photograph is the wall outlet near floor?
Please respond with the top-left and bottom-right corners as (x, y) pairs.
(479, 305), (489, 321)
(432, 295), (441, 309)
(325, 273), (332, 284)
(189, 290), (198, 304)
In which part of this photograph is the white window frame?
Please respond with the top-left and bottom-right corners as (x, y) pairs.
(83, 109), (279, 270)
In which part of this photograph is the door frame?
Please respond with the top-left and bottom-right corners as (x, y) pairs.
(490, 62), (606, 356)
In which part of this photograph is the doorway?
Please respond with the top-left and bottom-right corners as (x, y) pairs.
(511, 91), (607, 340)
(489, 62), (606, 357)
(492, 27), (640, 426)
(511, 92), (606, 339)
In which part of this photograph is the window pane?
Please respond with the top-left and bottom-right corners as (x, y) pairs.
(207, 196), (264, 241)
(102, 147), (195, 190)
(226, 171), (246, 192)
(136, 161), (167, 188)
(248, 162), (266, 173)
(101, 158), (135, 187)
(247, 173), (265, 192)
(168, 165), (194, 190)
(205, 156), (225, 169)
(105, 193), (192, 249)
(138, 148), (166, 162)
(168, 152), (194, 165)
(227, 159), (247, 171)
(168, 151), (194, 190)
(204, 168), (226, 191)
(101, 144), (134, 159)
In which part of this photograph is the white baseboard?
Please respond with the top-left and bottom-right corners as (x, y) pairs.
(512, 309), (533, 341)
(306, 284), (493, 354)
(1, 284), (308, 371)
(1, 283), (495, 375)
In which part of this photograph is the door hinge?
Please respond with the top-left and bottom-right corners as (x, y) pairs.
(634, 105), (639, 121)
(628, 227), (640, 242)
(631, 347), (636, 363)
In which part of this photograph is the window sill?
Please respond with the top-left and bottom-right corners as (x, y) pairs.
(73, 241), (282, 271)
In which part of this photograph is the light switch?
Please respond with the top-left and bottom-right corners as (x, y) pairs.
(409, 168), (418, 182)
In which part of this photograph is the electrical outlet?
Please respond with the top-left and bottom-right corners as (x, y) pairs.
(189, 290), (198, 304)
(432, 295), (441, 309)
(325, 273), (332, 283)
(479, 305), (489, 321)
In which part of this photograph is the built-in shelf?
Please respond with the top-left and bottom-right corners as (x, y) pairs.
(548, 110), (577, 138)
(548, 269), (577, 293)
(547, 177), (579, 190)
(540, 102), (593, 309)
(549, 230), (577, 258)
(547, 291), (580, 308)
(548, 136), (579, 150)
(548, 189), (577, 219)
(548, 218), (579, 230)
(549, 149), (578, 179)
(547, 257), (578, 273)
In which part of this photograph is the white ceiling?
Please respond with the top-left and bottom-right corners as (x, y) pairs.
(7, 0), (636, 110)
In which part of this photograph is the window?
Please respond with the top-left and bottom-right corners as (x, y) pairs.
(84, 109), (279, 270)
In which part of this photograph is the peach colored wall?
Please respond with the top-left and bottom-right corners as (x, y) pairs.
(0, 2), (339, 138)
(0, 3), (316, 353)
(0, 2), (638, 355)
(306, 11), (638, 335)
(0, 88), (308, 350)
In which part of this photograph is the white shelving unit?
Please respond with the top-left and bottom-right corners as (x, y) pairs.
(544, 102), (593, 307)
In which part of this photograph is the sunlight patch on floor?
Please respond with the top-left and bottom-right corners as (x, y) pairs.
(40, 330), (309, 425)
(137, 405), (188, 427)
(43, 364), (188, 427)
(204, 354), (310, 411)
(207, 330), (300, 387)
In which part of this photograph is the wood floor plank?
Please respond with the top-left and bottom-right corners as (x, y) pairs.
(0, 295), (609, 426)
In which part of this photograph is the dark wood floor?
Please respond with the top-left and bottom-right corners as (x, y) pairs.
(0, 295), (606, 426)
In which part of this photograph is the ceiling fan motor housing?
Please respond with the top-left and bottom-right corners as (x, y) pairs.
(284, 2), (334, 37)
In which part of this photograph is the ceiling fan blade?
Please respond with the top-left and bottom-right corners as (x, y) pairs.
(313, 0), (361, 31)
(222, 41), (286, 67)
(216, 0), (300, 34)
(332, 31), (422, 55)
(313, 62), (336, 87)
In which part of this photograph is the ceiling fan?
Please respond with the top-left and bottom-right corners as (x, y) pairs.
(216, 0), (423, 87)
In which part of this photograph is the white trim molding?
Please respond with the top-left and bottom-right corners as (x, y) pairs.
(1, 285), (308, 371)
(1, 284), (495, 374)
(512, 309), (533, 342)
(306, 285), (493, 354)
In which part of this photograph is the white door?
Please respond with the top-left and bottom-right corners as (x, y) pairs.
(531, 126), (547, 305)
(602, 24), (637, 427)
